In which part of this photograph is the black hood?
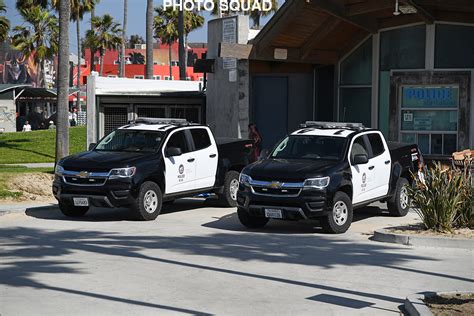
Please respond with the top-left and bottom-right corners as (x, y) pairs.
(243, 158), (340, 182)
(60, 150), (158, 171)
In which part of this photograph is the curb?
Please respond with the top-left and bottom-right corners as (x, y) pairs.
(373, 229), (473, 249)
(405, 291), (472, 316)
(0, 203), (57, 217)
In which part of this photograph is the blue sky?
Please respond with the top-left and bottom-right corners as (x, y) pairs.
(4, 0), (280, 52)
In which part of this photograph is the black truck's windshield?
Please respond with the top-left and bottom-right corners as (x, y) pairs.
(95, 130), (165, 152)
(271, 135), (347, 160)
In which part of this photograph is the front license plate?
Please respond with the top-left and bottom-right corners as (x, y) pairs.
(265, 208), (283, 219)
(73, 197), (89, 207)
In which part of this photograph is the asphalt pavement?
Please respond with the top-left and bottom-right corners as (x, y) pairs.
(0, 199), (472, 315)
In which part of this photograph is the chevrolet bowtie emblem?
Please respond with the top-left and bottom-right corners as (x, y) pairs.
(269, 181), (282, 189)
(78, 171), (89, 178)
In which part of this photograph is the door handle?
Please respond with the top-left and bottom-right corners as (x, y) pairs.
(368, 166), (375, 170)
(385, 160), (391, 165)
(209, 154), (217, 158)
(187, 158), (195, 163)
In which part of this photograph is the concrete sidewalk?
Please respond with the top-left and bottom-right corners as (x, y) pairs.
(0, 202), (56, 216)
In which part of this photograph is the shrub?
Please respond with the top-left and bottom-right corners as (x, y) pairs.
(407, 162), (473, 232)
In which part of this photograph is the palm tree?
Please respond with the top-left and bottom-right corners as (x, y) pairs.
(56, 0), (71, 161)
(89, 0), (100, 72)
(85, 14), (122, 76)
(154, 6), (178, 79)
(154, 7), (204, 79)
(128, 34), (144, 48)
(11, 5), (59, 88)
(119, 0), (128, 77)
(129, 52), (144, 64)
(145, 0), (154, 79)
(52, 0), (96, 110)
(0, 1), (10, 42)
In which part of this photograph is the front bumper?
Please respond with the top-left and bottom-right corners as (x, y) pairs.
(52, 174), (137, 208)
(237, 183), (332, 220)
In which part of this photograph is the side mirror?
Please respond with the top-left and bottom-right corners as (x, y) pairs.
(353, 154), (368, 165)
(88, 143), (96, 151)
(166, 147), (182, 157)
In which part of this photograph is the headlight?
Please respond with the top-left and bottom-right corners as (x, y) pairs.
(55, 164), (64, 175)
(109, 167), (136, 179)
(304, 177), (330, 189)
(239, 173), (252, 186)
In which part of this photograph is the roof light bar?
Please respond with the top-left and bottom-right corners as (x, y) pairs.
(300, 121), (365, 129)
(130, 117), (189, 125)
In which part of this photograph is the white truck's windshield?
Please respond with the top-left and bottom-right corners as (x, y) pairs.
(95, 130), (165, 152)
(271, 135), (347, 160)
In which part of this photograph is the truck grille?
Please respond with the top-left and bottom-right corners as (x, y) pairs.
(252, 187), (301, 196)
(250, 179), (304, 197)
(63, 176), (107, 186)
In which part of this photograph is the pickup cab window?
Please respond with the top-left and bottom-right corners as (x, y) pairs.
(95, 130), (165, 152)
(166, 130), (189, 153)
(367, 133), (385, 157)
(271, 135), (347, 160)
(190, 128), (211, 150)
(350, 136), (369, 162)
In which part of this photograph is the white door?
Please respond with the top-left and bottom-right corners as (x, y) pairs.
(163, 130), (196, 194)
(189, 127), (218, 190)
(349, 135), (372, 205)
(366, 132), (391, 199)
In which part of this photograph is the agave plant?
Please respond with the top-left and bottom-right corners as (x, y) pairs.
(408, 162), (473, 232)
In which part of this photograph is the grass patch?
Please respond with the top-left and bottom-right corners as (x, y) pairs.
(0, 127), (86, 164)
(0, 167), (53, 200)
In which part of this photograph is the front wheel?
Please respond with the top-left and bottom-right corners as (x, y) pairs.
(237, 208), (269, 228)
(218, 171), (240, 207)
(131, 181), (163, 220)
(387, 178), (410, 217)
(320, 192), (353, 234)
(59, 201), (89, 217)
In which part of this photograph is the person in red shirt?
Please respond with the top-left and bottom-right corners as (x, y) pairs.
(248, 123), (262, 162)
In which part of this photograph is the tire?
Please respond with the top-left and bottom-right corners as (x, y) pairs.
(218, 171), (240, 207)
(237, 207), (269, 228)
(320, 191), (353, 234)
(387, 178), (410, 217)
(59, 201), (89, 217)
(131, 181), (163, 220)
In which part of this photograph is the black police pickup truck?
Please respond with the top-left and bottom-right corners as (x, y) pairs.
(53, 118), (252, 220)
(237, 121), (422, 233)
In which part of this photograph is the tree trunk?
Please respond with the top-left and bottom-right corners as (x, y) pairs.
(90, 7), (95, 73)
(178, 9), (185, 80)
(145, 0), (153, 79)
(39, 59), (45, 88)
(56, 0), (71, 162)
(168, 44), (172, 78)
(119, 0), (127, 77)
(100, 52), (104, 76)
(76, 18), (81, 111)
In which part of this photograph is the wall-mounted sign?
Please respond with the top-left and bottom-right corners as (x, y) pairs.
(402, 85), (459, 108)
(229, 69), (237, 82)
(223, 57), (237, 69)
(274, 48), (288, 60)
(222, 18), (236, 44)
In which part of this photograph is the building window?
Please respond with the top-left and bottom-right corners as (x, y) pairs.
(380, 25), (426, 70)
(153, 75), (161, 80)
(186, 77), (191, 81)
(164, 76), (173, 80)
(134, 75), (144, 79)
(108, 75), (117, 78)
(399, 85), (459, 155)
(199, 77), (204, 82)
(339, 38), (372, 127)
(435, 24), (474, 69)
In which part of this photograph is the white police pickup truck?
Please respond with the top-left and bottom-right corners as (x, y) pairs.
(53, 118), (253, 220)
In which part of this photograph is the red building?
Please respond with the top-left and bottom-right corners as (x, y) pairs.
(76, 42), (207, 85)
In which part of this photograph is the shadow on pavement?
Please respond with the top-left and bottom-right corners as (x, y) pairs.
(202, 205), (390, 234)
(1, 221), (471, 313)
(25, 198), (222, 222)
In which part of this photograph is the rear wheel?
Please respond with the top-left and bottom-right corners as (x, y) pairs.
(320, 192), (353, 234)
(237, 207), (269, 228)
(59, 201), (89, 217)
(131, 181), (162, 220)
(218, 171), (240, 207)
(387, 178), (410, 217)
